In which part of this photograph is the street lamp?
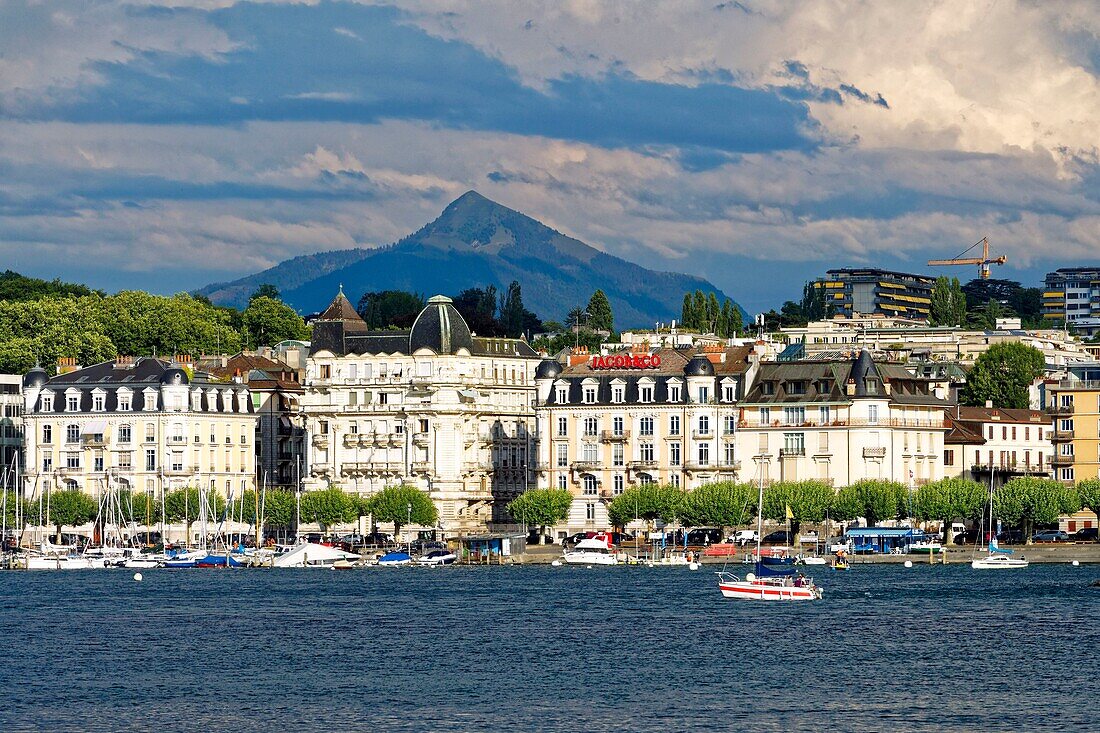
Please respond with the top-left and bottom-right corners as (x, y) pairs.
(406, 501), (412, 553)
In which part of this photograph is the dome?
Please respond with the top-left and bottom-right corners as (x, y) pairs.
(409, 295), (474, 354)
(22, 366), (48, 389)
(683, 355), (715, 377)
(534, 359), (562, 380)
(160, 364), (190, 386)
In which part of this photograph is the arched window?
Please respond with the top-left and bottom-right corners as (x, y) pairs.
(582, 475), (598, 496)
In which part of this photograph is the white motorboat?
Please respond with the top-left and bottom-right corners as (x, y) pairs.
(272, 542), (361, 568)
(717, 570), (822, 601)
(908, 541), (944, 554)
(563, 537), (619, 565)
(417, 550), (457, 566)
(796, 555), (828, 566)
(23, 553), (107, 570)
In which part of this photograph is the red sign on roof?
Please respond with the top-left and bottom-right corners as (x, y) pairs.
(590, 354), (661, 370)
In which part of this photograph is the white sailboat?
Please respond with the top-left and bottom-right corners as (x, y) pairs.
(716, 467), (822, 601)
(971, 467), (1028, 570)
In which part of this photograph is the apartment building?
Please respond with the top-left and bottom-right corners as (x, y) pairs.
(533, 346), (755, 533)
(811, 268), (936, 321)
(1047, 362), (1100, 486)
(1, 374), (23, 489)
(1042, 267), (1100, 337)
(20, 357), (257, 508)
(302, 291), (541, 534)
(943, 407), (1052, 488)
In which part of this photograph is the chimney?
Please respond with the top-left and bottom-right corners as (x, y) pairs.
(569, 346), (589, 367)
(115, 355), (134, 368)
(846, 378), (856, 396)
(57, 357), (80, 375)
(175, 354), (193, 365)
(703, 344), (724, 363)
(882, 377), (892, 395)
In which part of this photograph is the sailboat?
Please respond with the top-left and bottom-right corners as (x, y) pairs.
(716, 467), (822, 601)
(971, 467), (1028, 570)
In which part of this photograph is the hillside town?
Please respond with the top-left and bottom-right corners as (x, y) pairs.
(3, 264), (1100, 554)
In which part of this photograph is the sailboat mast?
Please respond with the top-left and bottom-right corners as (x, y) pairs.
(755, 464), (764, 561)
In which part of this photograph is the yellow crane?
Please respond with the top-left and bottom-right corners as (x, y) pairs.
(927, 237), (1006, 279)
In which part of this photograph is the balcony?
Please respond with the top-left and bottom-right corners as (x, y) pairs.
(683, 461), (713, 471)
(581, 430), (599, 440)
(863, 447), (887, 458)
(411, 460), (432, 473)
(600, 430), (630, 442)
(1052, 429), (1074, 442)
(571, 460), (602, 472)
(1056, 379), (1100, 390)
(341, 461), (403, 476)
(1050, 454), (1075, 467)
(971, 462), (1050, 476)
(778, 449), (806, 458)
(163, 465), (197, 477)
(1050, 404), (1075, 416)
(167, 435), (188, 445)
(628, 460), (658, 470)
(81, 435), (107, 447)
(312, 434), (330, 448)
(692, 429), (714, 439)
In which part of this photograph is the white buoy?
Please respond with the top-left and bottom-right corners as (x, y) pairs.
(1072, 560), (1080, 567)
(587, 565), (593, 569)
(688, 562), (700, 571)
(551, 560), (561, 567)
(903, 560), (913, 568)
(133, 572), (143, 581)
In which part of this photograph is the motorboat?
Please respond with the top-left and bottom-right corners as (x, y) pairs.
(163, 550), (208, 568)
(562, 537), (619, 565)
(716, 569), (822, 601)
(273, 542), (360, 568)
(194, 553), (246, 568)
(909, 540), (944, 554)
(23, 553), (107, 570)
(377, 551), (413, 566)
(796, 555), (828, 566)
(417, 549), (457, 566)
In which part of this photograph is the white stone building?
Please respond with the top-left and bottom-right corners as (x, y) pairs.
(943, 406), (1052, 488)
(301, 292), (541, 535)
(20, 357), (257, 524)
(1, 374), (23, 489)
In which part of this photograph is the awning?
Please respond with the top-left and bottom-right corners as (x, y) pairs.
(458, 389), (480, 401)
(81, 420), (107, 435)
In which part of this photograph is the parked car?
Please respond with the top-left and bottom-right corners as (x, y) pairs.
(996, 529), (1025, 545)
(761, 530), (794, 545)
(729, 529), (758, 546)
(1031, 529), (1069, 543)
(1072, 527), (1098, 542)
(686, 528), (724, 546)
(953, 529), (979, 545)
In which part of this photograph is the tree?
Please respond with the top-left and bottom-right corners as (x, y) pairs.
(453, 286), (501, 336)
(300, 487), (357, 532)
(45, 489), (98, 543)
(913, 478), (986, 544)
(565, 306), (588, 332)
(249, 283), (280, 302)
(586, 289), (614, 333)
(367, 484), (438, 539)
(681, 293), (695, 329)
(1, 490), (32, 528)
(762, 481), (835, 540)
(800, 282), (833, 322)
(232, 489), (297, 529)
(995, 477), (1080, 543)
(836, 480), (906, 527)
(356, 290), (425, 329)
(165, 487), (227, 541)
(498, 281), (526, 338)
(929, 276), (967, 327)
(0, 270), (99, 301)
(607, 483), (685, 528)
(241, 296), (310, 349)
(1077, 479), (1100, 530)
(705, 292), (720, 332)
(692, 291), (707, 331)
(961, 342), (1045, 409)
(678, 481), (757, 533)
(506, 489), (572, 544)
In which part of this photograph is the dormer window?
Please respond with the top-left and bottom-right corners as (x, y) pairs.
(143, 390), (158, 411)
(118, 392), (131, 411)
(787, 381), (806, 395)
(556, 387), (568, 403)
(762, 382), (775, 396)
(639, 386), (654, 403)
(669, 385), (682, 402)
(583, 386), (597, 404)
(93, 394), (105, 412)
(722, 381), (737, 403)
(612, 386), (624, 403)
(864, 379), (878, 395)
(697, 386), (710, 404)
(41, 394), (54, 412)
(66, 394), (79, 412)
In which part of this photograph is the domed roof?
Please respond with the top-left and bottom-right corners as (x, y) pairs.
(535, 359), (563, 380)
(159, 363), (190, 386)
(683, 355), (715, 377)
(22, 366), (48, 389)
(409, 295), (474, 354)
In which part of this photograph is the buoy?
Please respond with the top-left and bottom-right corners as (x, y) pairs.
(745, 572), (756, 582)
(903, 560), (913, 568)
(133, 572), (143, 581)
(551, 560), (561, 567)
(688, 562), (700, 571)
(1072, 560), (1080, 567)
(586, 565), (593, 569)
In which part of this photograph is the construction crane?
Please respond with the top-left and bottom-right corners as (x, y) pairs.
(927, 237), (1006, 279)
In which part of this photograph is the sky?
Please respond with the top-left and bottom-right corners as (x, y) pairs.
(1, 0), (1098, 313)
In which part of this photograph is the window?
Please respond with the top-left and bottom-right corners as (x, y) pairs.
(41, 394), (54, 411)
(1024, 427), (1029, 441)
(1060, 467), (1074, 481)
(93, 395), (104, 412)
(42, 454), (53, 472)
(583, 475), (598, 496)
(818, 432), (829, 452)
(787, 381), (806, 395)
(723, 415), (736, 435)
(583, 386), (597, 404)
(640, 443), (654, 462)
(42, 425), (52, 444)
(319, 420), (329, 435)
(94, 454), (104, 472)
(1011, 426), (1017, 440)
(669, 385), (682, 402)
(639, 417), (654, 437)
(697, 442), (710, 466)
(557, 416), (568, 436)
(66, 395), (79, 412)
(66, 424), (79, 444)
(867, 405), (879, 424)
(612, 416), (624, 436)
(819, 406), (831, 425)
(944, 449), (954, 466)
(638, 474), (655, 486)
(612, 386), (624, 403)
(697, 415), (711, 436)
(724, 443), (736, 467)
(640, 385), (654, 403)
(1060, 443), (1074, 456)
(987, 425), (994, 440)
(669, 415), (680, 436)
(145, 450), (156, 471)
(783, 407), (805, 425)
(1059, 418), (1073, 432)
(378, 393), (389, 405)
(119, 393), (131, 411)
(582, 443), (598, 462)
(556, 444), (568, 468)
(670, 442), (681, 466)
(783, 432), (806, 456)
(118, 452), (131, 469)
(697, 386), (710, 404)
(612, 444), (624, 467)
(118, 424), (131, 443)
(613, 475), (624, 495)
(586, 503), (596, 521)
(419, 419), (429, 433)
(723, 383), (736, 403)
(66, 453), (79, 469)
(171, 453), (183, 472)
(583, 417), (598, 437)
(760, 407), (771, 425)
(556, 387), (568, 403)
(557, 475), (568, 490)
(319, 364), (331, 379)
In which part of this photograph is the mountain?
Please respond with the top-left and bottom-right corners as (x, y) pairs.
(198, 191), (738, 328)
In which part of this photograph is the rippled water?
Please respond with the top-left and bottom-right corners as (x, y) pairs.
(1, 563), (1097, 732)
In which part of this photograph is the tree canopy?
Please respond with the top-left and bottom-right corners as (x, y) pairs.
(356, 290), (426, 329)
(961, 342), (1045, 409)
(678, 481), (757, 530)
(834, 480), (906, 526)
(506, 489), (572, 540)
(995, 477), (1080, 542)
(164, 487), (227, 535)
(586, 289), (614, 333)
(367, 484), (438, 536)
(300, 487), (357, 530)
(241, 296), (310, 349)
(679, 289), (741, 337)
(912, 478), (986, 543)
(762, 480), (835, 536)
(607, 484), (685, 527)
(45, 489), (98, 542)
(0, 270), (101, 301)
(929, 276), (967, 327)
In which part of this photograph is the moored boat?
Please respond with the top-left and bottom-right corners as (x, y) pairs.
(563, 536), (619, 566)
(716, 568), (822, 601)
(377, 551), (413, 566)
(417, 549), (457, 566)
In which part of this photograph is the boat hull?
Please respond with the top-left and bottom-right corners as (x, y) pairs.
(562, 551), (618, 565)
(718, 579), (820, 601)
(23, 556), (107, 570)
(971, 555), (1028, 569)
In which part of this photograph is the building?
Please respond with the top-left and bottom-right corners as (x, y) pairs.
(302, 291), (541, 535)
(1042, 267), (1100, 336)
(1, 374), (24, 489)
(203, 353), (306, 491)
(811, 268), (936, 321)
(943, 406), (1052, 487)
(533, 345), (756, 534)
(736, 351), (951, 486)
(1047, 362), (1100, 486)
(20, 357), (257, 532)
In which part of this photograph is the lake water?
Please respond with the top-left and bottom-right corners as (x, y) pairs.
(1, 563), (1096, 732)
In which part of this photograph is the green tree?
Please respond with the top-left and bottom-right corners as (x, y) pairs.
(995, 477), (1080, 543)
(506, 489), (572, 544)
(356, 290), (426, 329)
(165, 487), (227, 541)
(300, 487), (357, 531)
(681, 293), (695, 330)
(762, 480), (835, 540)
(498, 281), (526, 338)
(692, 291), (707, 331)
(241, 296), (310, 349)
(836, 480), (906, 527)
(367, 484), (438, 538)
(1, 490), (32, 528)
(930, 276), (967, 327)
(586, 289), (614, 333)
(249, 283), (280, 302)
(453, 286), (501, 336)
(961, 342), (1045, 409)
(607, 483), (685, 528)
(45, 489), (98, 543)
(913, 478), (986, 544)
(1077, 479), (1100, 530)
(0, 270), (100, 301)
(705, 292), (720, 332)
(678, 481), (757, 533)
